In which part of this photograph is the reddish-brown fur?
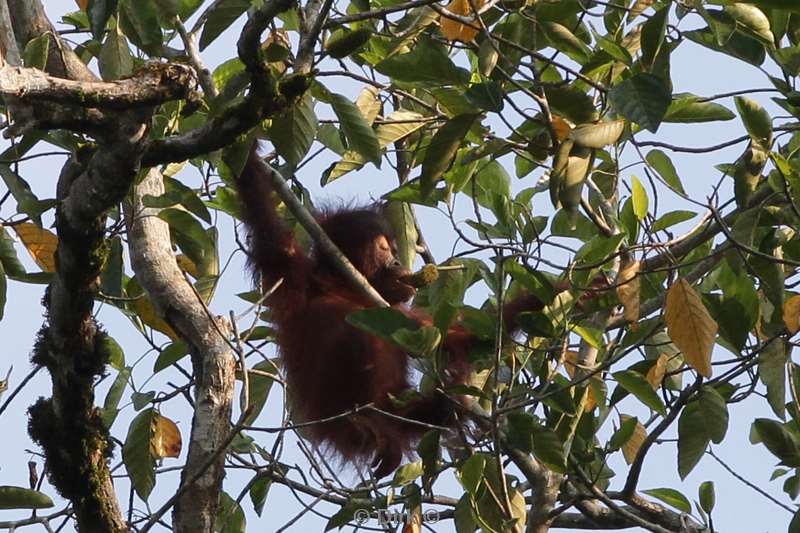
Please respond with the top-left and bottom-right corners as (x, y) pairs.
(235, 149), (543, 477)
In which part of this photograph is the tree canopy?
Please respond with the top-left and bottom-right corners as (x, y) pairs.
(1, 0), (800, 532)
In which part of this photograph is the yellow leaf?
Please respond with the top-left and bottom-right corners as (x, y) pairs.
(783, 295), (800, 335)
(13, 223), (57, 272)
(616, 259), (641, 324)
(584, 377), (600, 412)
(440, 0), (483, 43)
(665, 278), (718, 378)
(175, 254), (200, 279)
(646, 353), (668, 389)
(127, 279), (179, 341)
(620, 415), (647, 465)
(151, 413), (182, 459)
(563, 350), (581, 379)
(355, 86), (381, 126)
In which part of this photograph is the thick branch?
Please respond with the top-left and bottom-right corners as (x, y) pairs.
(124, 169), (236, 533)
(0, 62), (199, 109)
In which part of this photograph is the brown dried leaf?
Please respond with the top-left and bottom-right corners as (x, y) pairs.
(616, 260), (641, 324)
(620, 415), (647, 465)
(783, 295), (800, 335)
(552, 116), (573, 142)
(665, 278), (717, 378)
(13, 223), (57, 272)
(646, 353), (668, 389)
(440, 0), (484, 43)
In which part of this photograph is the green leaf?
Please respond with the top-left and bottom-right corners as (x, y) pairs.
(119, 0), (162, 54)
(540, 21), (590, 63)
(531, 423), (567, 473)
(459, 453), (487, 496)
(99, 26), (133, 81)
(726, 3), (773, 43)
(199, 0), (250, 50)
(631, 176), (648, 220)
(123, 408), (157, 500)
(0, 486), (54, 510)
(609, 416), (639, 451)
(652, 210), (696, 232)
(248, 476), (271, 517)
(752, 418), (800, 466)
(642, 488), (692, 513)
(421, 114), (478, 195)
(0, 164), (44, 223)
(158, 208), (215, 273)
(678, 402), (710, 479)
(664, 94), (736, 123)
(87, 0), (118, 39)
(330, 94), (381, 166)
(0, 227), (25, 278)
(392, 461), (423, 485)
(465, 81), (505, 113)
(684, 26), (766, 66)
(641, 5), (670, 69)
(543, 85), (598, 124)
(609, 73), (672, 133)
(215, 491), (246, 533)
(698, 386), (729, 444)
(270, 95), (317, 167)
(102, 366), (131, 428)
(759, 339), (787, 419)
(699, 481), (715, 513)
(507, 412), (537, 453)
(375, 41), (470, 85)
(791, 508), (800, 533)
(613, 370), (666, 415)
(646, 149), (686, 194)
(154, 342), (188, 373)
(23, 34), (51, 70)
(735, 96), (773, 146)
(242, 359), (279, 425)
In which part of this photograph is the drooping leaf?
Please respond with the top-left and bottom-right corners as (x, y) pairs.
(421, 114), (478, 195)
(678, 402), (710, 479)
(199, 0), (250, 50)
(665, 279), (718, 378)
(270, 95), (317, 167)
(123, 408), (158, 500)
(330, 94), (381, 166)
(735, 96), (773, 146)
(13, 223), (57, 273)
(613, 370), (666, 415)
